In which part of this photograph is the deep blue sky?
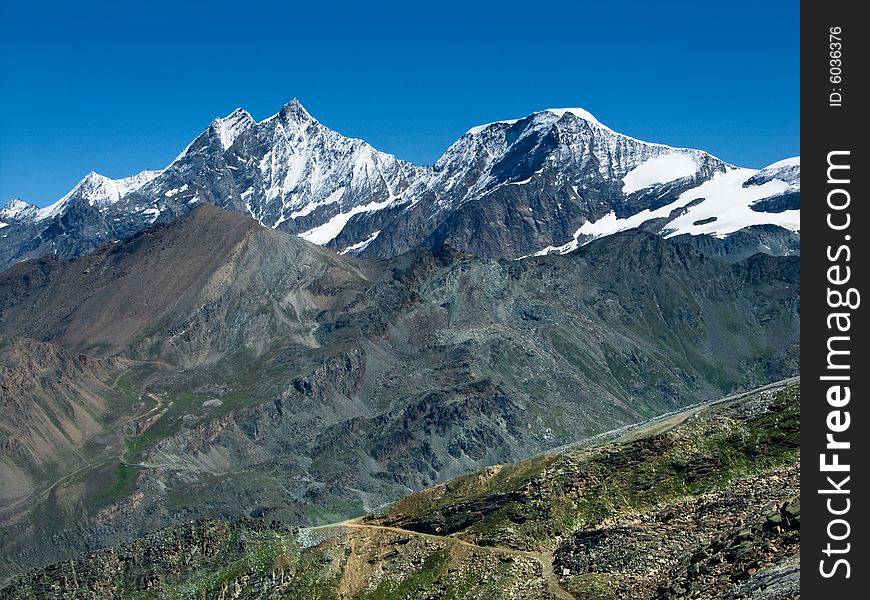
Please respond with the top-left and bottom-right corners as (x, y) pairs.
(1, 0), (798, 207)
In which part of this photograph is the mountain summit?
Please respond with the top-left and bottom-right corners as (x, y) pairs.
(0, 101), (799, 270)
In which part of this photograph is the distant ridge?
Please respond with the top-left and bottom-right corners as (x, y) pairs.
(1, 101), (798, 271)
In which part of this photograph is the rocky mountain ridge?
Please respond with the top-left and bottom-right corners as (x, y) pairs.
(1, 102), (799, 270)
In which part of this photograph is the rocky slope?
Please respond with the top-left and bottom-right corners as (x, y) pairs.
(0, 102), (799, 270)
(2, 380), (800, 599)
(0, 337), (131, 507)
(0, 204), (799, 579)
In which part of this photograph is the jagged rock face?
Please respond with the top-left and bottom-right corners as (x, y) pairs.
(0, 100), (425, 270)
(344, 109), (728, 258)
(0, 102), (798, 271)
(125, 101), (425, 239)
(671, 224), (800, 264)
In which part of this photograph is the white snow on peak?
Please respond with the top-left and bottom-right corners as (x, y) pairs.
(115, 169), (161, 191)
(466, 119), (520, 136)
(35, 168), (161, 221)
(621, 153), (700, 194)
(465, 108), (603, 136)
(212, 108), (255, 150)
(543, 107), (603, 126)
(267, 98), (315, 125)
(0, 198), (38, 221)
(762, 156), (799, 170)
(745, 156), (800, 191)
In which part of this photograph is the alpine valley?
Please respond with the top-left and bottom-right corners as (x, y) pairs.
(0, 101), (800, 597)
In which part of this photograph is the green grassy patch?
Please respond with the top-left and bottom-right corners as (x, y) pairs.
(564, 572), (620, 600)
(279, 546), (345, 599)
(416, 384), (800, 551)
(357, 549), (450, 600)
(155, 529), (297, 599)
(91, 462), (140, 509)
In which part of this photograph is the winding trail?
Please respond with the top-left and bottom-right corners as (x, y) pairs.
(0, 392), (165, 517)
(552, 376), (799, 453)
(306, 518), (574, 599)
(300, 377), (800, 599)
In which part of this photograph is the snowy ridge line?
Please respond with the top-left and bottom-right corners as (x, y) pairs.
(523, 159), (800, 257)
(35, 169), (162, 222)
(2, 99), (798, 264)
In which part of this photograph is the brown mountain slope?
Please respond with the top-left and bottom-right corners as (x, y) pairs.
(0, 203), (369, 361)
(0, 337), (128, 506)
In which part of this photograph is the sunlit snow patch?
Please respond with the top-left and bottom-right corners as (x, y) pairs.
(527, 161), (800, 258)
(621, 154), (699, 195)
(340, 230), (380, 255)
(663, 168), (799, 238)
(298, 198), (394, 245)
(140, 207), (161, 224)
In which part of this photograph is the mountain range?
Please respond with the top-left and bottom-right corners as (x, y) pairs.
(0, 100), (799, 271)
(0, 101), (801, 591)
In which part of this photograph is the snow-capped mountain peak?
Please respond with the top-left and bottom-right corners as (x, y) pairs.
(210, 108), (255, 150)
(0, 198), (39, 223)
(466, 118), (521, 136)
(465, 107), (603, 136)
(275, 98), (315, 124)
(744, 156), (800, 191)
(762, 156), (800, 170)
(543, 107), (603, 124)
(35, 168), (162, 221)
(0, 101), (799, 270)
(107, 99), (425, 246)
(432, 105), (725, 217)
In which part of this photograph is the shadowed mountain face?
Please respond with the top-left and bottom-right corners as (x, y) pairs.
(0, 204), (798, 578)
(0, 202), (369, 358)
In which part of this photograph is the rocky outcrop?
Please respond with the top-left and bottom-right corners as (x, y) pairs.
(1, 519), (299, 599)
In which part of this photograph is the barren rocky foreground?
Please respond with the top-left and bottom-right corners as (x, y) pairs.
(3, 380), (800, 599)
